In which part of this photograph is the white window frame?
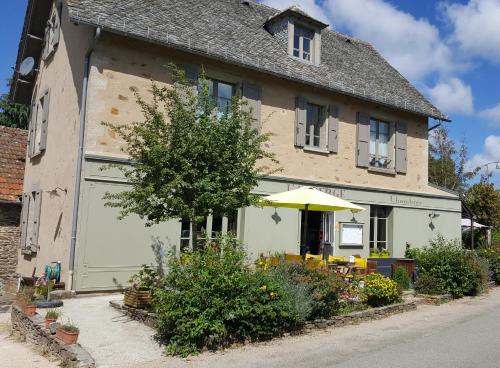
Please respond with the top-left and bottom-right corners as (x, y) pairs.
(369, 118), (395, 169)
(292, 25), (314, 62)
(369, 206), (389, 251)
(180, 211), (239, 251)
(322, 212), (335, 245)
(199, 78), (235, 116)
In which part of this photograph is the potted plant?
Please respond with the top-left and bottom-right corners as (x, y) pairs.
(56, 321), (80, 345)
(44, 309), (60, 329)
(124, 265), (160, 309)
(16, 287), (37, 316)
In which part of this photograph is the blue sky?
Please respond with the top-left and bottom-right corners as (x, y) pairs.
(1, 0), (499, 186)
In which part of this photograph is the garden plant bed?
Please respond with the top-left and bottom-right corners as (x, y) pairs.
(10, 305), (95, 368)
(304, 301), (417, 330)
(110, 298), (417, 335)
(109, 299), (157, 328)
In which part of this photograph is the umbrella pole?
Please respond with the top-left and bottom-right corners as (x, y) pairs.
(301, 204), (309, 252)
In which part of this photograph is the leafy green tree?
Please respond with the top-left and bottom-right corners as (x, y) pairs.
(0, 94), (29, 129)
(428, 126), (475, 194)
(464, 177), (500, 229)
(103, 65), (277, 247)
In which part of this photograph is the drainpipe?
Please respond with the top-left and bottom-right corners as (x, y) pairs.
(68, 27), (102, 290)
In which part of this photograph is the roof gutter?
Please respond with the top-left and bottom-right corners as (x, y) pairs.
(68, 26), (102, 291)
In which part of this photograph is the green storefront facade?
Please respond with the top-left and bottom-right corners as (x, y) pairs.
(73, 155), (461, 291)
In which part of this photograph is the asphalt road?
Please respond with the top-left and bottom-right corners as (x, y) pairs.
(150, 287), (500, 368)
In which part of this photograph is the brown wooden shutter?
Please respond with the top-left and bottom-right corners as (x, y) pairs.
(19, 193), (30, 250)
(328, 105), (339, 153)
(356, 112), (370, 168)
(295, 96), (307, 147)
(28, 97), (37, 158)
(30, 191), (42, 252)
(39, 90), (50, 152)
(52, 3), (61, 48)
(395, 121), (407, 174)
(241, 82), (262, 132)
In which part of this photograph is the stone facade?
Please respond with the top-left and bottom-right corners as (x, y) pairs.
(0, 201), (21, 304)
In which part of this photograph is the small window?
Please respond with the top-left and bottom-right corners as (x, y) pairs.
(293, 26), (314, 62)
(369, 206), (390, 251)
(180, 212), (239, 251)
(305, 103), (324, 148)
(202, 79), (234, 116)
(370, 119), (393, 168)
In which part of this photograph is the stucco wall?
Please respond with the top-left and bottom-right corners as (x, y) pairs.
(84, 34), (447, 197)
(16, 3), (95, 285)
(0, 203), (21, 303)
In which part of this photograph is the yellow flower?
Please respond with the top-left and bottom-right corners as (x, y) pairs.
(260, 285), (267, 291)
(270, 292), (276, 299)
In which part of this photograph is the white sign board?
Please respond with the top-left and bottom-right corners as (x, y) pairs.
(341, 223), (363, 245)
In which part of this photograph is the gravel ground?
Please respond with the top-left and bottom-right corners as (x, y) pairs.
(0, 312), (59, 368)
(57, 294), (164, 368)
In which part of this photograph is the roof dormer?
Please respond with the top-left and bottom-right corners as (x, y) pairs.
(265, 6), (328, 66)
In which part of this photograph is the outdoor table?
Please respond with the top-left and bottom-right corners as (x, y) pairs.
(328, 261), (355, 276)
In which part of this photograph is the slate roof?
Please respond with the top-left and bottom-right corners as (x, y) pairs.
(0, 126), (27, 202)
(66, 0), (448, 121)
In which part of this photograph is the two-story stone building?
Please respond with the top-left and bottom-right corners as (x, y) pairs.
(10, 0), (461, 291)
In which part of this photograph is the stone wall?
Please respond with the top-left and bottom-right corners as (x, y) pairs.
(0, 202), (21, 304)
(11, 305), (95, 368)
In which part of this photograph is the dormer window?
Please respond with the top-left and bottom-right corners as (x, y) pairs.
(293, 26), (314, 62)
(265, 6), (328, 66)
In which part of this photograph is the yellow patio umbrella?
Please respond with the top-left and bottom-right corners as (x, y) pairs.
(258, 186), (364, 248)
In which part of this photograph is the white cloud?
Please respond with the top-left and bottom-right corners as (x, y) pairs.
(262, 0), (458, 82)
(260, 0), (328, 23)
(427, 78), (474, 115)
(444, 0), (500, 64)
(466, 135), (500, 185)
(323, 0), (457, 81)
(479, 102), (500, 126)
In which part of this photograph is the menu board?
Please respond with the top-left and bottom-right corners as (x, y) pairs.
(341, 223), (363, 245)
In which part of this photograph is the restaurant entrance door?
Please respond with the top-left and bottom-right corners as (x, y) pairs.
(300, 210), (322, 255)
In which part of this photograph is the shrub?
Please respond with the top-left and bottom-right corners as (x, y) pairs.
(275, 264), (346, 320)
(129, 264), (162, 290)
(363, 273), (399, 307)
(393, 267), (411, 290)
(153, 235), (308, 357)
(413, 236), (487, 297)
(415, 274), (445, 295)
(476, 246), (500, 284)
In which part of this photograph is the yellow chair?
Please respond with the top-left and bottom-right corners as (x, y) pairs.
(354, 258), (368, 268)
(305, 254), (323, 261)
(268, 256), (281, 266)
(305, 258), (325, 270)
(284, 254), (303, 264)
(328, 255), (346, 263)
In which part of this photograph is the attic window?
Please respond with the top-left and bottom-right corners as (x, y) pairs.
(293, 26), (314, 62)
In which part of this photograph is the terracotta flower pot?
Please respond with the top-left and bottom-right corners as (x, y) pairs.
(45, 318), (57, 329)
(23, 304), (37, 316)
(56, 327), (80, 345)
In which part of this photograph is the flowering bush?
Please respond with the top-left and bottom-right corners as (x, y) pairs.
(154, 236), (307, 357)
(364, 273), (400, 307)
(129, 265), (162, 290)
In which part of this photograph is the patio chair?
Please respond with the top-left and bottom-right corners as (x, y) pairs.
(305, 258), (325, 270)
(284, 254), (303, 264)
